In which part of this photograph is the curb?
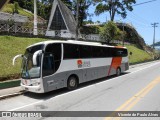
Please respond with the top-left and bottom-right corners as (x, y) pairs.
(0, 79), (20, 89)
(0, 91), (25, 100)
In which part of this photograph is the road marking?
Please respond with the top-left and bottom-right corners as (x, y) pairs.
(105, 76), (160, 120)
(8, 100), (43, 111)
(7, 61), (160, 111)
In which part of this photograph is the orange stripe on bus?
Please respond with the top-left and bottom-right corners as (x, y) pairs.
(111, 57), (122, 69)
(108, 57), (122, 76)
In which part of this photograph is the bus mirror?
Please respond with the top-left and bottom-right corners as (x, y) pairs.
(13, 54), (23, 66)
(33, 50), (42, 66)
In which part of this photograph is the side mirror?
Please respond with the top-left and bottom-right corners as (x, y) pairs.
(13, 54), (23, 65)
(33, 50), (42, 66)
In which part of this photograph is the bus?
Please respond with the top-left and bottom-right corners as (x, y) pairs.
(13, 40), (129, 93)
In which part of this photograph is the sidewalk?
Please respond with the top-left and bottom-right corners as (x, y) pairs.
(0, 86), (23, 100)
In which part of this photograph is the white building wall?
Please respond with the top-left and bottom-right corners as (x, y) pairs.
(46, 30), (76, 38)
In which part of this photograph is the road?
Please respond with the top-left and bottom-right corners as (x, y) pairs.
(0, 60), (160, 120)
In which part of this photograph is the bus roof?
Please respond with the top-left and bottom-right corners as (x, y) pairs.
(27, 40), (127, 49)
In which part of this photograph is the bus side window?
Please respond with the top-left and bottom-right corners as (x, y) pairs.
(79, 45), (92, 58)
(63, 44), (79, 59)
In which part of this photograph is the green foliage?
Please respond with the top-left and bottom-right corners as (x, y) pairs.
(72, 0), (93, 27)
(83, 20), (94, 25)
(100, 21), (122, 43)
(7, 19), (15, 26)
(12, 2), (19, 14)
(8, 0), (91, 26)
(81, 25), (100, 34)
(9, 0), (72, 20)
(0, 36), (46, 78)
(125, 45), (153, 64)
(22, 22), (33, 29)
(94, 0), (136, 21)
(2, 4), (33, 18)
(114, 28), (126, 41)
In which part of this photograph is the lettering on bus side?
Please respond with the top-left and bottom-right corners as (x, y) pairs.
(77, 60), (91, 68)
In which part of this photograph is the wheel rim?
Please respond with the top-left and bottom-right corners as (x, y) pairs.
(117, 68), (120, 76)
(69, 78), (76, 87)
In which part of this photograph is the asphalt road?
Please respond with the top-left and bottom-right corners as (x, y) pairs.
(0, 60), (160, 120)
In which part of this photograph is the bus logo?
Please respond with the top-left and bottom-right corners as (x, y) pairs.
(77, 60), (91, 68)
(77, 60), (82, 68)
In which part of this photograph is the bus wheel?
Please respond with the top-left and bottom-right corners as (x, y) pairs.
(67, 76), (78, 90)
(116, 68), (121, 76)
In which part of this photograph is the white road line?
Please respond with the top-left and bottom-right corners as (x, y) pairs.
(8, 61), (160, 111)
(9, 100), (43, 111)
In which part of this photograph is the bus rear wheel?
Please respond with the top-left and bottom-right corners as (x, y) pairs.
(67, 76), (78, 90)
(116, 68), (121, 76)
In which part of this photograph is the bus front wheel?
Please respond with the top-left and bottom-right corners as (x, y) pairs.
(67, 76), (78, 90)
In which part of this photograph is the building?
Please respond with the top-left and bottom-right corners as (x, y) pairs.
(46, 0), (77, 38)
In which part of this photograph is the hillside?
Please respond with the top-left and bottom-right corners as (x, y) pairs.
(0, 36), (46, 80)
(117, 23), (146, 50)
(124, 45), (152, 64)
(2, 4), (33, 19)
(0, 36), (153, 81)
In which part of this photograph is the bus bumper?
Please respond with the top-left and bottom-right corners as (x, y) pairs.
(21, 83), (44, 93)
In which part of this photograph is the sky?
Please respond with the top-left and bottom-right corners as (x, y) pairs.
(87, 0), (160, 45)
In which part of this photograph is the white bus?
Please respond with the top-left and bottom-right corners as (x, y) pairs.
(13, 40), (129, 93)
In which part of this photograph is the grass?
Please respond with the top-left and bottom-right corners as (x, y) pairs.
(0, 36), (46, 80)
(124, 45), (153, 64)
(0, 36), (153, 80)
(2, 4), (33, 19)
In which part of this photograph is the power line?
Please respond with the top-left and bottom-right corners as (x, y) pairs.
(132, 0), (157, 7)
(126, 17), (150, 27)
(129, 12), (150, 24)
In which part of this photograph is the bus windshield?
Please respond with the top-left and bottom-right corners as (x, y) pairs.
(22, 45), (44, 79)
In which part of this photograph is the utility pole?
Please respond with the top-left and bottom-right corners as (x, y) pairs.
(151, 23), (158, 49)
(75, 0), (79, 40)
(33, 0), (38, 35)
(122, 22), (125, 46)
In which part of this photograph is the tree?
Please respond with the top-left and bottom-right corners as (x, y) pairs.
(94, 0), (136, 21)
(100, 21), (122, 43)
(72, 0), (92, 27)
(10, 0), (72, 20)
(12, 2), (19, 14)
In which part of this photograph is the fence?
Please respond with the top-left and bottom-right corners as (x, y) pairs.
(0, 22), (46, 35)
(0, 22), (132, 45)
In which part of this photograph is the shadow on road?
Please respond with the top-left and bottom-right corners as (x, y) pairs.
(23, 72), (129, 100)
